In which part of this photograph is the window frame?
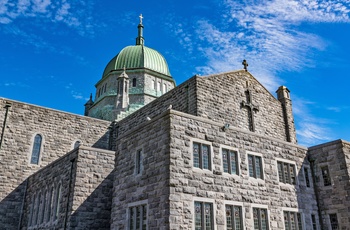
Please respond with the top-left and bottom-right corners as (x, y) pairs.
(224, 201), (244, 230)
(283, 210), (303, 230)
(276, 159), (297, 185)
(127, 200), (148, 230)
(320, 165), (331, 186)
(247, 152), (264, 180)
(193, 198), (215, 230)
(221, 146), (240, 176)
(135, 149), (143, 175)
(329, 213), (339, 230)
(251, 204), (270, 230)
(303, 166), (311, 188)
(311, 213), (318, 230)
(192, 140), (213, 171)
(30, 133), (43, 165)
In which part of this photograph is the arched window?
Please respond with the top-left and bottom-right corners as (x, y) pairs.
(28, 195), (35, 227)
(163, 83), (167, 93)
(30, 134), (42, 164)
(132, 78), (137, 87)
(54, 184), (62, 221)
(34, 192), (40, 225)
(47, 187), (54, 222)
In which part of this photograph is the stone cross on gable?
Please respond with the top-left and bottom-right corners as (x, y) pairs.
(242, 59), (248, 71)
(241, 86), (259, 132)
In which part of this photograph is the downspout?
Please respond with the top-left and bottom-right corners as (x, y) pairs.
(0, 102), (12, 150)
(308, 155), (325, 230)
(64, 157), (76, 229)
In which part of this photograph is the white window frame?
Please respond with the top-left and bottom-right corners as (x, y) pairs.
(275, 158), (299, 186)
(220, 145), (240, 177)
(192, 197), (216, 230)
(190, 138), (213, 172)
(126, 200), (148, 230)
(282, 207), (304, 230)
(251, 204), (270, 230)
(224, 201), (244, 230)
(246, 151), (265, 181)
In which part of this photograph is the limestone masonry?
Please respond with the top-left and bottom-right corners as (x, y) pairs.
(0, 17), (349, 230)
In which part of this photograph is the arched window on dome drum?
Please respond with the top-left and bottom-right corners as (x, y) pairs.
(132, 78), (137, 87)
(74, 141), (81, 149)
(31, 134), (42, 164)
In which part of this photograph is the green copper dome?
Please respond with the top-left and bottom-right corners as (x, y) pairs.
(102, 45), (171, 78)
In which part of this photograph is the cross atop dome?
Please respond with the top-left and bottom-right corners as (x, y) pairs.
(139, 14), (143, 24)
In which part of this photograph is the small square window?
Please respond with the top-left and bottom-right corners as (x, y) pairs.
(284, 211), (303, 230)
(226, 205), (243, 230)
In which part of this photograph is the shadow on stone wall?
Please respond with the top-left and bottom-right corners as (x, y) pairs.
(68, 170), (115, 230)
(0, 181), (27, 229)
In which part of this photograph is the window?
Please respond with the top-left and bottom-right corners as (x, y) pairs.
(284, 211), (303, 230)
(195, 201), (213, 230)
(135, 149), (143, 174)
(248, 155), (263, 179)
(253, 208), (269, 230)
(222, 149), (238, 175)
(30, 134), (42, 164)
(132, 78), (137, 87)
(277, 161), (296, 185)
(329, 213), (338, 230)
(193, 142), (211, 170)
(129, 204), (147, 230)
(321, 166), (331, 186)
(47, 187), (54, 222)
(226, 205), (243, 230)
(304, 167), (310, 187)
(54, 184), (62, 221)
(163, 83), (167, 93)
(157, 81), (160, 91)
(28, 195), (35, 226)
(40, 191), (46, 224)
(311, 214), (317, 230)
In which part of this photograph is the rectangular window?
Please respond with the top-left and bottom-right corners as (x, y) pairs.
(321, 166), (331, 186)
(222, 149), (239, 175)
(135, 149), (142, 174)
(304, 167), (310, 187)
(226, 205), (243, 230)
(329, 213), (338, 230)
(248, 155), (263, 179)
(277, 161), (296, 185)
(284, 211), (303, 230)
(195, 201), (213, 230)
(193, 142), (211, 170)
(129, 204), (147, 230)
(253, 208), (269, 230)
(311, 214), (317, 230)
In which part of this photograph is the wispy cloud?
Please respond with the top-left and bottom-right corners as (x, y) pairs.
(173, 0), (349, 145)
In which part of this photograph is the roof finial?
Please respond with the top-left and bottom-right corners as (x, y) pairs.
(136, 14), (145, 45)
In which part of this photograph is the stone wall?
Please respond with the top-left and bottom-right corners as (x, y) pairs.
(0, 98), (111, 229)
(111, 111), (171, 229)
(308, 140), (350, 229)
(168, 110), (317, 229)
(20, 146), (115, 229)
(195, 71), (292, 142)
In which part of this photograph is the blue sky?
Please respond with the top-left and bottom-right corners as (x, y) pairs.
(0, 0), (349, 147)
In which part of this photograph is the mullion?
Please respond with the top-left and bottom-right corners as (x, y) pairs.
(199, 144), (203, 169)
(253, 156), (257, 178)
(227, 151), (232, 174)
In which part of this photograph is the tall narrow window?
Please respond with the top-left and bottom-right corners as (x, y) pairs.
(132, 78), (137, 87)
(28, 195), (35, 227)
(311, 214), (317, 230)
(248, 155), (263, 179)
(31, 134), (42, 164)
(40, 191), (47, 224)
(226, 205), (242, 230)
(163, 83), (167, 93)
(35, 192), (41, 225)
(157, 81), (160, 91)
(253, 208), (268, 230)
(54, 184), (62, 221)
(47, 187), (53, 222)
(222, 149), (239, 175)
(129, 204), (147, 230)
(321, 166), (331, 186)
(329, 213), (338, 230)
(284, 211), (303, 230)
(193, 142), (211, 170)
(304, 167), (310, 187)
(135, 149), (142, 174)
(277, 161), (296, 185)
(195, 201), (213, 230)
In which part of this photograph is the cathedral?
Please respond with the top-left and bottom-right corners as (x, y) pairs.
(0, 16), (349, 230)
